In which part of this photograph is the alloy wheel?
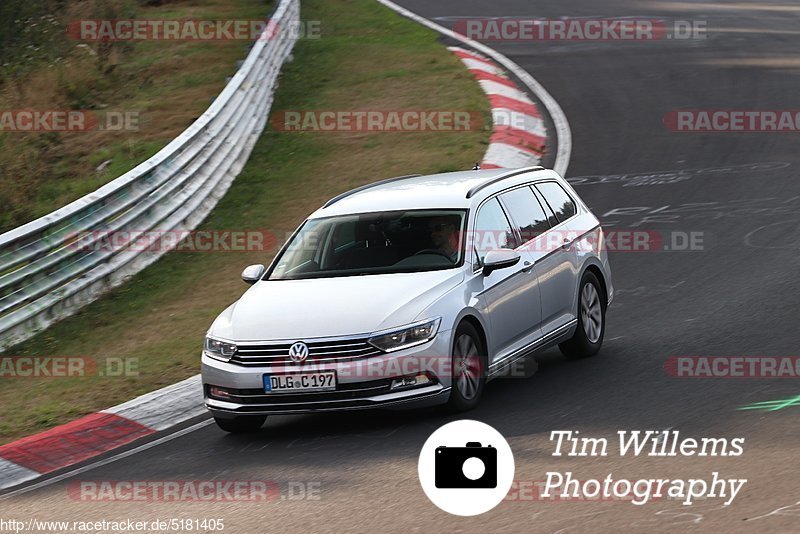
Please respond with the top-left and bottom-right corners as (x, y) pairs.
(581, 282), (603, 343)
(454, 334), (482, 400)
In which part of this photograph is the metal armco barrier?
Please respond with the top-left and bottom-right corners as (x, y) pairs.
(0, 0), (300, 351)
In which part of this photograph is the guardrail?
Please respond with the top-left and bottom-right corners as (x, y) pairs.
(0, 0), (300, 351)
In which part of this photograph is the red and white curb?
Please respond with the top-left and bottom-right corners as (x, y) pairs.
(0, 375), (204, 490)
(377, 0), (571, 176)
(449, 46), (547, 169)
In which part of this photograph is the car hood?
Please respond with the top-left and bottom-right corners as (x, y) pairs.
(209, 270), (464, 341)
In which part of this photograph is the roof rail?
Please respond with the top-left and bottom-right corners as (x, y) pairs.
(465, 166), (545, 199)
(322, 174), (422, 208)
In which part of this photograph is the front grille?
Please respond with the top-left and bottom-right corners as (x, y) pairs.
(230, 337), (383, 366)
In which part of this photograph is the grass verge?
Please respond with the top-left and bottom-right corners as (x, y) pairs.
(0, 0), (490, 444)
(0, 0), (274, 233)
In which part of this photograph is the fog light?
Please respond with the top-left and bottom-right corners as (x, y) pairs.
(391, 374), (431, 390)
(209, 386), (232, 399)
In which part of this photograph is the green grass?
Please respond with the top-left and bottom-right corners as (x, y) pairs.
(0, 0), (491, 444)
(0, 0), (274, 233)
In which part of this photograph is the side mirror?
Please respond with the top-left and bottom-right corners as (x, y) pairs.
(241, 264), (266, 285)
(482, 250), (520, 276)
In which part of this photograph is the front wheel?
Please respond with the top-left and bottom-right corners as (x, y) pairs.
(447, 322), (487, 412)
(214, 415), (267, 433)
(559, 271), (606, 359)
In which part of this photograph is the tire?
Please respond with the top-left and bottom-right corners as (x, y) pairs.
(214, 415), (267, 433)
(559, 271), (606, 359)
(447, 322), (487, 412)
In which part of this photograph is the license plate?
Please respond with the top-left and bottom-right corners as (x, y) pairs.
(263, 371), (336, 393)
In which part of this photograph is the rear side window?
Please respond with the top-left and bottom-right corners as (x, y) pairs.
(499, 186), (550, 243)
(535, 182), (577, 223)
(533, 187), (558, 227)
(473, 198), (516, 264)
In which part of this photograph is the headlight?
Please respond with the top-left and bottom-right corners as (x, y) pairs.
(204, 337), (237, 362)
(368, 318), (441, 352)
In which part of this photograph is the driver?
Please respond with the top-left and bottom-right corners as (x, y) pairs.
(427, 216), (460, 262)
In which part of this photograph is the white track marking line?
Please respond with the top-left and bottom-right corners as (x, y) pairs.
(375, 0), (572, 176)
(0, 459), (39, 490)
(0, 419), (214, 500)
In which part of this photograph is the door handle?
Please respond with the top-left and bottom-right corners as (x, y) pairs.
(562, 238), (573, 250)
(521, 260), (534, 272)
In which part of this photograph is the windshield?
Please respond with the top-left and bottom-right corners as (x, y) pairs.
(267, 210), (467, 280)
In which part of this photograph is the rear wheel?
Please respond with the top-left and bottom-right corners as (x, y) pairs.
(559, 271), (606, 359)
(447, 322), (487, 412)
(214, 415), (266, 433)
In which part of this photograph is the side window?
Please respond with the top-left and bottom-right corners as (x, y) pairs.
(533, 187), (558, 227)
(535, 182), (577, 223)
(499, 186), (550, 243)
(473, 198), (516, 265)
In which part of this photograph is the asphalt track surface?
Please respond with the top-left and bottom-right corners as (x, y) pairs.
(4, 1), (800, 532)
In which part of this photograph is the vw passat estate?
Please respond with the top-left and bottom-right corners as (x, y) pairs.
(202, 167), (612, 432)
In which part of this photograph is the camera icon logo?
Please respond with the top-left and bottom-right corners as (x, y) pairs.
(435, 442), (497, 488)
(418, 420), (515, 516)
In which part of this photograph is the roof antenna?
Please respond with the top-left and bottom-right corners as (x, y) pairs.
(472, 162), (481, 170)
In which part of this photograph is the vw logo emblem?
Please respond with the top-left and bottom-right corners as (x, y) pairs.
(288, 341), (309, 363)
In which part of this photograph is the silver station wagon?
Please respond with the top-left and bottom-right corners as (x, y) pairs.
(202, 167), (613, 432)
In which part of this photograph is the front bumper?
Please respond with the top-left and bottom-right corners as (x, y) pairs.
(202, 330), (454, 418)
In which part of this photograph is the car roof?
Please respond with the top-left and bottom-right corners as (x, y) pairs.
(309, 166), (555, 218)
